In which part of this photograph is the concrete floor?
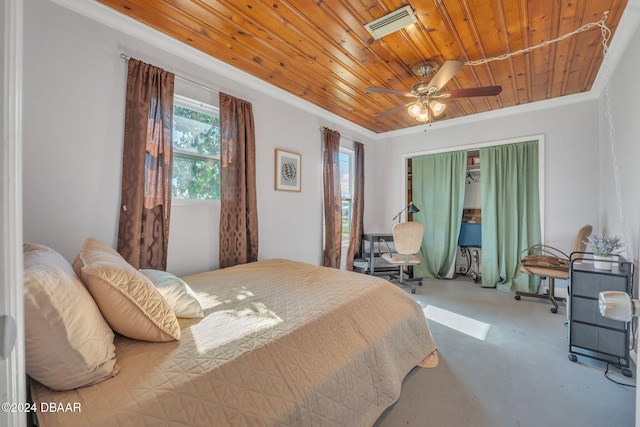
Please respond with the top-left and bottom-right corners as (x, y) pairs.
(374, 276), (636, 427)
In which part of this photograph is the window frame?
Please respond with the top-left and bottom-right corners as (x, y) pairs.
(171, 94), (221, 204)
(339, 147), (355, 244)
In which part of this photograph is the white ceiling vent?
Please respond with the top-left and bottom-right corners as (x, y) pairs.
(364, 6), (418, 40)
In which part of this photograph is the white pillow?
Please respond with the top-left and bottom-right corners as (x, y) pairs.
(141, 269), (204, 319)
(23, 243), (119, 390)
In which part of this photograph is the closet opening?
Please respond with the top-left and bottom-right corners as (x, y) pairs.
(403, 136), (545, 291)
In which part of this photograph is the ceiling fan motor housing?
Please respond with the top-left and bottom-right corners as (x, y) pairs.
(410, 81), (437, 96)
(411, 61), (437, 78)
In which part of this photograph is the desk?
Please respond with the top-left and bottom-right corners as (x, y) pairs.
(361, 232), (397, 276)
(457, 223), (481, 283)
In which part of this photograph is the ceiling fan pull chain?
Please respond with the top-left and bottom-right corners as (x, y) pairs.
(460, 10), (631, 258)
(600, 20), (632, 261)
(465, 11), (611, 67)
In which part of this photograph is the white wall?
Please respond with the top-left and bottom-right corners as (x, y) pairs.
(598, 17), (640, 266)
(22, 0), (376, 276)
(371, 99), (601, 255)
(23, 0), (125, 262)
(596, 12), (640, 426)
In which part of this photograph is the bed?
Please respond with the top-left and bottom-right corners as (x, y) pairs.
(28, 255), (436, 427)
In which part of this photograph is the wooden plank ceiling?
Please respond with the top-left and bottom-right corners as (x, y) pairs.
(98, 0), (628, 134)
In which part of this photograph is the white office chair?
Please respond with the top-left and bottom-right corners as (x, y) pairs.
(381, 221), (425, 294)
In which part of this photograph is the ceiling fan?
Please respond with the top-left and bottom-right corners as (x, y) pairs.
(365, 60), (502, 123)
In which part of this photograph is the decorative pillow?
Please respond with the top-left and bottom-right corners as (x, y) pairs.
(73, 238), (180, 342)
(23, 243), (119, 391)
(141, 269), (204, 319)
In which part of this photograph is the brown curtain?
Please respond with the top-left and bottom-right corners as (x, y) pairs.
(219, 92), (259, 268)
(346, 141), (365, 270)
(322, 128), (342, 268)
(117, 58), (174, 270)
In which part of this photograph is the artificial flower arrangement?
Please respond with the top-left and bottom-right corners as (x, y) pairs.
(585, 234), (624, 257)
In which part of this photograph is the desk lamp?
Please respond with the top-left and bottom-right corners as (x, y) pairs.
(392, 202), (420, 223)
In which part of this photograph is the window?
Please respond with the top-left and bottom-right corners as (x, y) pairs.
(172, 95), (221, 200)
(339, 149), (353, 243)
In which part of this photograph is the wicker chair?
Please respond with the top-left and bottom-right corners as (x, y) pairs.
(516, 225), (593, 313)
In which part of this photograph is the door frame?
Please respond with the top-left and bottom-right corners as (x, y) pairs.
(2, 1), (26, 426)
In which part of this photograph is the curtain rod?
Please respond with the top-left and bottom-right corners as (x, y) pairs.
(120, 53), (219, 94)
(319, 127), (359, 144)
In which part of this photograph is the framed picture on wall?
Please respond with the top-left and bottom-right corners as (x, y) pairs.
(275, 149), (301, 192)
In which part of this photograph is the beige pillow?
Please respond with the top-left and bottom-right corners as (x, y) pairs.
(24, 243), (119, 391)
(141, 269), (204, 318)
(74, 238), (180, 342)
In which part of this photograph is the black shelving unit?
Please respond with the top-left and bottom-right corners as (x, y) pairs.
(568, 255), (634, 377)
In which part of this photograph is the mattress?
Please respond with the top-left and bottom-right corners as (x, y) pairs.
(31, 259), (436, 427)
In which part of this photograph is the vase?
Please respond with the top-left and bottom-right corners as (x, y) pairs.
(593, 255), (614, 270)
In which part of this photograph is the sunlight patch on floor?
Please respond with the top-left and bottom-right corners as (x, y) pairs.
(423, 305), (491, 341)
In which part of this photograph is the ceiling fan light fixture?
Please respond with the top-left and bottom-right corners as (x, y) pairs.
(407, 102), (421, 117)
(416, 105), (430, 122)
(430, 100), (445, 116)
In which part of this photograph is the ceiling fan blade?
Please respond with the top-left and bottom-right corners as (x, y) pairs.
(434, 85), (502, 99)
(426, 60), (464, 93)
(374, 102), (414, 119)
(365, 87), (415, 97)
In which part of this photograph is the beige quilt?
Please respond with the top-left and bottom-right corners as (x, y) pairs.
(31, 259), (436, 427)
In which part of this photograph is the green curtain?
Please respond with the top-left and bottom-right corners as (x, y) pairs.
(412, 151), (466, 279)
(480, 140), (541, 292)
